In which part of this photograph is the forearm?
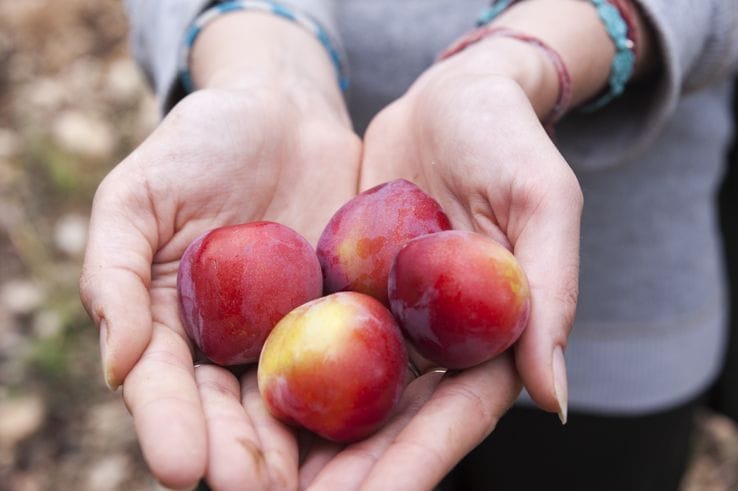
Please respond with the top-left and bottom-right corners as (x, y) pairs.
(190, 11), (348, 122)
(428, 0), (656, 120)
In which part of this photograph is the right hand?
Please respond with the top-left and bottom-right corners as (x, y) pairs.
(79, 82), (361, 488)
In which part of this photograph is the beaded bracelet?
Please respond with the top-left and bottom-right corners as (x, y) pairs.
(476, 0), (522, 26)
(582, 0), (636, 110)
(437, 26), (572, 128)
(178, 0), (348, 93)
(610, 0), (639, 62)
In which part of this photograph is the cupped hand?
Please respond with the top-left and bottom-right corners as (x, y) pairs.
(309, 66), (582, 490)
(79, 83), (361, 489)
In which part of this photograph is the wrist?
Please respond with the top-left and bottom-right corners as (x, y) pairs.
(190, 11), (349, 125)
(418, 36), (559, 120)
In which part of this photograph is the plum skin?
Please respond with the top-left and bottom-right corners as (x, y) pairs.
(257, 291), (408, 443)
(177, 221), (323, 366)
(316, 179), (451, 305)
(388, 230), (530, 369)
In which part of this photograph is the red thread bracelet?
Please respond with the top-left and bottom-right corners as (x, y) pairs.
(437, 26), (572, 127)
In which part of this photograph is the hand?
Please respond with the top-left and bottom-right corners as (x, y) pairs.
(363, 41), (585, 415)
(79, 83), (361, 488)
(328, 59), (582, 489)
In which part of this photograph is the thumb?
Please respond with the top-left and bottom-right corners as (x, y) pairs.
(79, 172), (157, 389)
(510, 171), (583, 424)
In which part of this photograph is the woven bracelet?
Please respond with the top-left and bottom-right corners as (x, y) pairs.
(583, 0), (636, 110)
(178, 0), (348, 93)
(610, 0), (639, 59)
(476, 0), (522, 26)
(437, 26), (572, 128)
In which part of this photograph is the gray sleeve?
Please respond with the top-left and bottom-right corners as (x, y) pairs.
(123, 0), (342, 114)
(555, 0), (738, 169)
(123, 0), (210, 112)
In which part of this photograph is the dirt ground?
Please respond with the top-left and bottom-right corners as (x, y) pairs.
(0, 1), (736, 490)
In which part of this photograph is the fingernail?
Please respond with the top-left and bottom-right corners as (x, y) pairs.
(552, 345), (568, 425)
(99, 321), (119, 391)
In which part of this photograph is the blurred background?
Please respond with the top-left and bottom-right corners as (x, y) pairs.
(0, 0), (156, 489)
(0, 1), (736, 490)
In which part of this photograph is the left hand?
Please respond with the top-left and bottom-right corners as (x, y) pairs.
(300, 61), (582, 490)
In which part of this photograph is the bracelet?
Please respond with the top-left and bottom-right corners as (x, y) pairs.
(476, 0), (522, 26)
(477, 0), (638, 112)
(610, 0), (639, 62)
(582, 0), (636, 110)
(178, 0), (348, 93)
(437, 26), (572, 128)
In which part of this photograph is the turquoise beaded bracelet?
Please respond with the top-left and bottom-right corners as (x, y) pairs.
(583, 0), (636, 110)
(476, 0), (520, 26)
(178, 0), (348, 93)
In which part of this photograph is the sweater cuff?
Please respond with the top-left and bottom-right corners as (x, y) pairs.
(555, 0), (738, 170)
(124, 0), (211, 115)
(125, 0), (343, 115)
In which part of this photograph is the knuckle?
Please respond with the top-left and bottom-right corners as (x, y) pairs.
(551, 166), (584, 212)
(137, 347), (191, 376)
(197, 376), (238, 400)
(441, 382), (498, 434)
(554, 270), (580, 335)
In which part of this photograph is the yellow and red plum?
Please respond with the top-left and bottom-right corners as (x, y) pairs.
(257, 292), (408, 442)
(388, 230), (530, 369)
(316, 179), (451, 305)
(177, 222), (322, 366)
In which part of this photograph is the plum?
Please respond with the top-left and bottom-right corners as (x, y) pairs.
(389, 230), (530, 369)
(177, 221), (322, 366)
(317, 179), (450, 305)
(258, 292), (407, 442)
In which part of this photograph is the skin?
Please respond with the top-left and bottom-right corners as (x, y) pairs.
(80, 1), (655, 489)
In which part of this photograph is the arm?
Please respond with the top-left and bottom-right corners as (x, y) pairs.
(338, 1), (738, 488)
(433, 0), (656, 123)
(307, 1), (652, 489)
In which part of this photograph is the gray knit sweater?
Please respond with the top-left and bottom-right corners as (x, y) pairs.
(124, 0), (738, 415)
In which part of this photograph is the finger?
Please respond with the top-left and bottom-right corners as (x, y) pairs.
(241, 371), (300, 491)
(80, 169), (158, 389)
(509, 162), (582, 423)
(196, 365), (272, 491)
(306, 370), (445, 490)
(299, 438), (341, 489)
(358, 354), (520, 491)
(359, 102), (421, 190)
(123, 323), (207, 489)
